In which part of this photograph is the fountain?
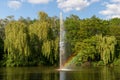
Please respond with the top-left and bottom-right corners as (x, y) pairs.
(58, 12), (77, 71)
(58, 12), (72, 71)
(59, 12), (66, 69)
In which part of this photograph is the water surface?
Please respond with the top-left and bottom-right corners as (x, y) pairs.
(0, 66), (120, 80)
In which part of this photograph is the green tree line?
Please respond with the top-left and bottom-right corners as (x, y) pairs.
(0, 11), (120, 67)
(0, 12), (59, 67)
(64, 15), (120, 66)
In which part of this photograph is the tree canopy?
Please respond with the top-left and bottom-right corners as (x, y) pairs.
(0, 12), (120, 67)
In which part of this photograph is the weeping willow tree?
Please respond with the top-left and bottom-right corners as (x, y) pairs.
(29, 12), (59, 64)
(4, 21), (30, 66)
(96, 35), (117, 65)
(3, 12), (59, 66)
(29, 21), (59, 64)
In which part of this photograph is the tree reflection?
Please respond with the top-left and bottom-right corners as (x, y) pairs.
(59, 67), (118, 80)
(1, 67), (120, 80)
(2, 67), (59, 80)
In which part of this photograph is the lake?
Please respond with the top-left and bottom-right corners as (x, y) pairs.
(0, 66), (120, 80)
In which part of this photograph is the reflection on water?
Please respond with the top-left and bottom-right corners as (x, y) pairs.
(60, 72), (66, 80)
(60, 67), (120, 80)
(0, 66), (120, 80)
(0, 67), (59, 80)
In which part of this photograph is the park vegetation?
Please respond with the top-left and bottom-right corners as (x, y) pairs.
(0, 11), (120, 67)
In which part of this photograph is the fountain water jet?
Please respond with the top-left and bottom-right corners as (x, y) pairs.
(60, 12), (66, 69)
(58, 12), (75, 71)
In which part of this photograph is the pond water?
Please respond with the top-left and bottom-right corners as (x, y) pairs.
(0, 66), (120, 80)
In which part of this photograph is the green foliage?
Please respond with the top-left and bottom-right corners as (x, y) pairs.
(92, 61), (105, 66)
(96, 35), (117, 65)
(64, 14), (80, 52)
(113, 59), (120, 66)
(65, 15), (109, 53)
(29, 15), (59, 64)
(75, 39), (96, 62)
(3, 12), (59, 66)
(4, 21), (30, 56)
(66, 35), (117, 66)
(1, 12), (120, 67)
(64, 15), (118, 66)
(4, 21), (30, 66)
(38, 11), (49, 22)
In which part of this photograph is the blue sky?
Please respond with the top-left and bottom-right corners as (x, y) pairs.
(0, 0), (120, 19)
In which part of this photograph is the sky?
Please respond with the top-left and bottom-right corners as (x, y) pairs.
(0, 0), (120, 19)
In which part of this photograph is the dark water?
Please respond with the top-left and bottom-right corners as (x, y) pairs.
(0, 66), (120, 80)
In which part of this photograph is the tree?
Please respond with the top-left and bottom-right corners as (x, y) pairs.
(108, 18), (120, 58)
(65, 35), (117, 66)
(38, 11), (49, 22)
(64, 14), (80, 52)
(28, 11), (59, 65)
(4, 21), (30, 66)
(96, 35), (117, 65)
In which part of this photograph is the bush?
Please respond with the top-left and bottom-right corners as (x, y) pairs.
(113, 59), (120, 66)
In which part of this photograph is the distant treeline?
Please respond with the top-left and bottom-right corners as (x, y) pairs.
(0, 11), (120, 67)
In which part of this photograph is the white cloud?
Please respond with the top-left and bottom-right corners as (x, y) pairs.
(99, 0), (120, 18)
(8, 0), (22, 10)
(57, 0), (99, 12)
(7, 0), (52, 10)
(90, 0), (99, 3)
(27, 0), (51, 4)
(111, 0), (120, 3)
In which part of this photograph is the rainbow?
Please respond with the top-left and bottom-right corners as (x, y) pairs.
(62, 53), (76, 68)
